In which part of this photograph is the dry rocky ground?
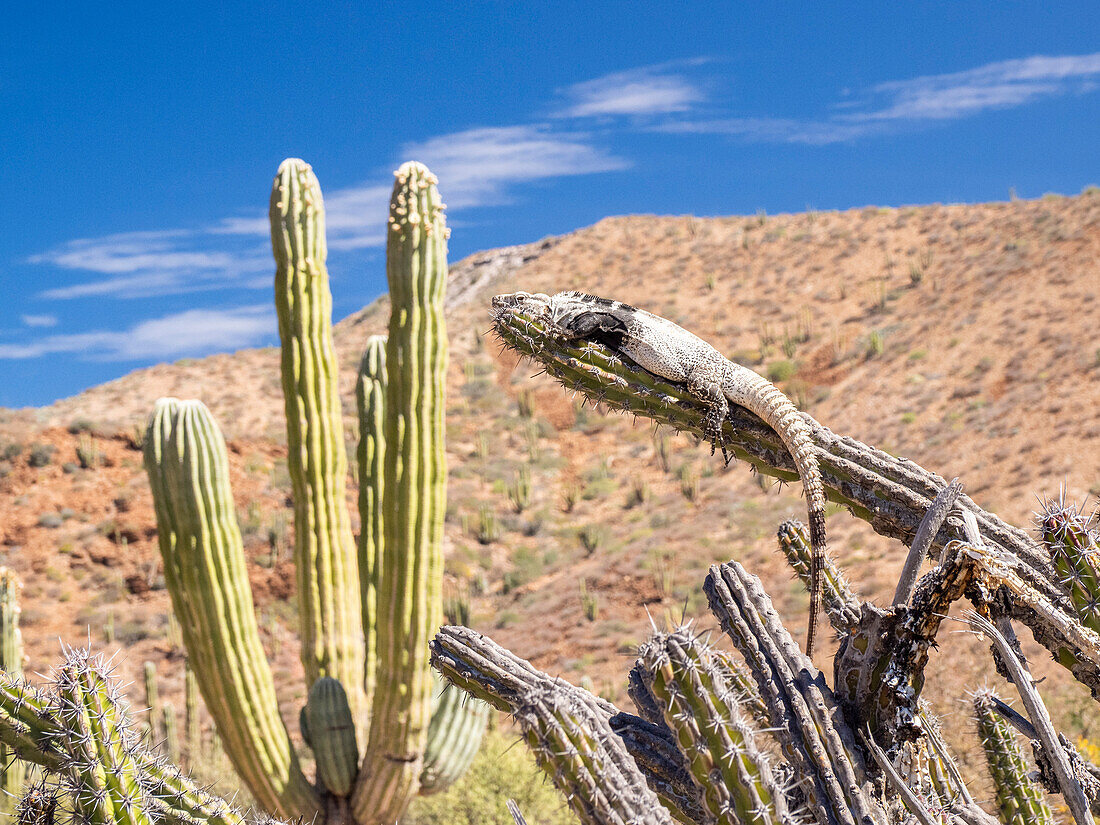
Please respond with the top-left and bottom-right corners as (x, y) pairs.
(2, 189), (1099, 808)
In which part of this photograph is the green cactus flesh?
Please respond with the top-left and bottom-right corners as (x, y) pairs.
(356, 334), (387, 716)
(973, 690), (1054, 825)
(352, 162), (448, 823)
(1038, 498), (1100, 634)
(637, 628), (786, 825)
(143, 397), (319, 818)
(306, 677), (360, 797)
(0, 568), (26, 801)
(270, 158), (366, 719)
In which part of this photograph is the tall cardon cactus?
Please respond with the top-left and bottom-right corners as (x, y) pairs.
(142, 159), (485, 824)
(0, 567), (26, 806)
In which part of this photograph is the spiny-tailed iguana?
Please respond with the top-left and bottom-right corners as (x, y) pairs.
(491, 289), (830, 656)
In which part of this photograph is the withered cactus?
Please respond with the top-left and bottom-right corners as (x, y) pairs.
(424, 302), (1100, 825)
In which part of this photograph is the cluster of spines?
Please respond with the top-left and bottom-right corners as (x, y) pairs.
(972, 689), (1054, 825)
(0, 647), (253, 825)
(1037, 496), (1100, 633)
(776, 520), (860, 632)
(636, 627), (786, 825)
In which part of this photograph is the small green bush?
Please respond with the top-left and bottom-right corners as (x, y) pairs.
(766, 359), (796, 383)
(28, 443), (56, 468)
(403, 728), (576, 825)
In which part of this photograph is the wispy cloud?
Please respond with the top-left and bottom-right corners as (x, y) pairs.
(555, 63), (707, 118)
(656, 52), (1100, 144)
(21, 314), (57, 328)
(0, 306), (274, 361)
(32, 230), (271, 299)
(30, 121), (626, 302)
(404, 125), (629, 207)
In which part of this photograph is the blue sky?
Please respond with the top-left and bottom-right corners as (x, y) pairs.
(2, 3), (1099, 408)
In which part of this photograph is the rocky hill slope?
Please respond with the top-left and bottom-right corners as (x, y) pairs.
(2, 190), (1099, 796)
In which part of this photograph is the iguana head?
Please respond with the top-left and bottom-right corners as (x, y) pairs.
(491, 290), (632, 335)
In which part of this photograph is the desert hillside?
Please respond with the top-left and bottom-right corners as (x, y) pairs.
(2, 190), (1099, 797)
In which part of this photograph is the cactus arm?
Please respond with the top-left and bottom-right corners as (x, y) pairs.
(429, 626), (673, 825)
(144, 398), (320, 818)
(492, 311), (1100, 693)
(352, 162), (448, 822)
(606, 713), (707, 825)
(270, 158), (366, 719)
(704, 562), (887, 825)
(418, 676), (489, 796)
(777, 521), (861, 633)
(306, 677), (360, 797)
(1038, 498), (1100, 633)
(0, 568), (26, 800)
(637, 628), (790, 825)
(57, 658), (155, 825)
(967, 611), (1091, 825)
(972, 690), (1055, 825)
(355, 334), (387, 715)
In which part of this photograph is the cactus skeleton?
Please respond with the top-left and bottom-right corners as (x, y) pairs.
(491, 291), (830, 656)
(418, 300), (1100, 825)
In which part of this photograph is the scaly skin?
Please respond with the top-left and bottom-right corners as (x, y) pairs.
(491, 290), (830, 655)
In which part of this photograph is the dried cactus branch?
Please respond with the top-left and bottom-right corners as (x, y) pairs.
(966, 611), (1091, 825)
(493, 312), (1100, 694)
(894, 478), (963, 606)
(703, 562), (886, 825)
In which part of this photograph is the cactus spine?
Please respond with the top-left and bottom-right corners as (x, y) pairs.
(637, 628), (787, 825)
(271, 158), (366, 723)
(0, 568), (25, 804)
(355, 334), (387, 713)
(144, 398), (319, 818)
(352, 162), (449, 823)
(973, 690), (1055, 825)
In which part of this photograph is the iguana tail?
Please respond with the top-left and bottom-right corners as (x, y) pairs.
(733, 370), (828, 657)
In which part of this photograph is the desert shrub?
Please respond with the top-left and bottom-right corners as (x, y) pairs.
(28, 443), (56, 468)
(403, 728), (575, 825)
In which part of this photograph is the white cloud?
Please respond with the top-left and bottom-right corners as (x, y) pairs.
(556, 65), (705, 117)
(21, 314), (58, 328)
(854, 53), (1100, 122)
(656, 52), (1100, 144)
(404, 125), (629, 208)
(32, 230), (271, 299)
(0, 306), (274, 361)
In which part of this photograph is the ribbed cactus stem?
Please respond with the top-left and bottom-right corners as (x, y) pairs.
(352, 162), (448, 823)
(637, 628), (787, 825)
(162, 703), (180, 765)
(419, 675), (490, 795)
(143, 397), (319, 818)
(355, 334), (387, 714)
(1038, 498), (1100, 634)
(0, 568), (26, 801)
(143, 661), (160, 748)
(306, 677), (359, 797)
(270, 158), (366, 720)
(973, 690), (1054, 825)
(56, 658), (154, 825)
(778, 519), (860, 633)
(185, 659), (200, 766)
